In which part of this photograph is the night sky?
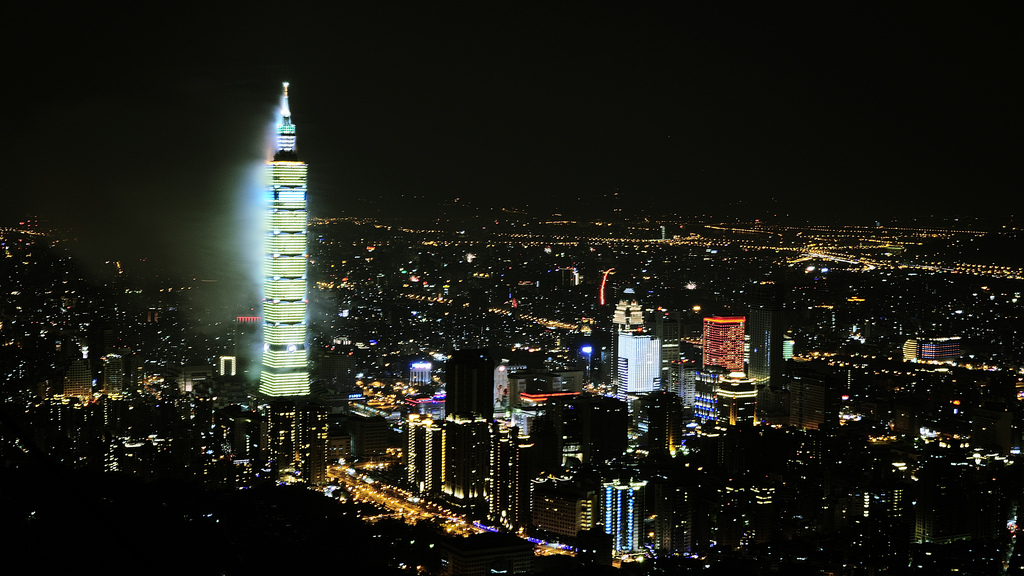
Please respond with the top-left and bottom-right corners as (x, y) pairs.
(3, 4), (1016, 274)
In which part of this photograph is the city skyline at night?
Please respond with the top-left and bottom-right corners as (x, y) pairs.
(1, 5), (1021, 574)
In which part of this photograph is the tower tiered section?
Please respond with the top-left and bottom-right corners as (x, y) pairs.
(260, 82), (310, 397)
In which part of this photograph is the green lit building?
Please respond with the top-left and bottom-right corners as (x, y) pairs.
(260, 83), (310, 397)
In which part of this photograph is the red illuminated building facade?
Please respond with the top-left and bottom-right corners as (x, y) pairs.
(702, 316), (746, 372)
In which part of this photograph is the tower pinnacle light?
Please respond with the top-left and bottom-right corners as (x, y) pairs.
(260, 82), (310, 397)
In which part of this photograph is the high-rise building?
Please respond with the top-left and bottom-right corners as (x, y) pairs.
(295, 404), (328, 485)
(348, 414), (388, 460)
(266, 400), (296, 476)
(488, 423), (533, 530)
(716, 372), (757, 425)
(702, 316), (746, 372)
(64, 358), (92, 399)
(641, 390), (684, 456)
(789, 370), (839, 430)
(101, 354), (124, 395)
(612, 299), (644, 330)
(257, 401), (325, 485)
(445, 349), (494, 417)
(602, 477), (648, 553)
(531, 478), (598, 539)
(406, 413), (444, 493)
(260, 82), (310, 397)
(610, 300), (644, 385)
(442, 413), (490, 506)
(616, 332), (661, 400)
(748, 282), (784, 387)
(692, 366), (725, 423)
(576, 394), (628, 465)
(654, 310), (681, 394)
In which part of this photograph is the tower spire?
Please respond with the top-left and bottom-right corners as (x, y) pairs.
(281, 81), (292, 119)
(276, 82), (297, 155)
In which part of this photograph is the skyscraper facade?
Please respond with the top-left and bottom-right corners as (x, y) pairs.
(702, 316), (746, 372)
(748, 282), (784, 387)
(616, 332), (661, 398)
(602, 477), (648, 552)
(609, 299), (644, 386)
(260, 83), (310, 397)
(443, 413), (490, 505)
(445, 349), (494, 417)
(64, 358), (92, 399)
(406, 413), (443, 493)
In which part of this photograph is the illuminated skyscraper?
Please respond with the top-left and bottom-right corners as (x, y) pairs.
(602, 477), (648, 553)
(702, 316), (746, 372)
(609, 299), (643, 386)
(616, 332), (661, 399)
(748, 282), (784, 387)
(260, 82), (310, 397)
(64, 358), (92, 399)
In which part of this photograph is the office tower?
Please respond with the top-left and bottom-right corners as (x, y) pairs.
(680, 365), (698, 408)
(348, 414), (388, 460)
(488, 423), (533, 530)
(295, 404), (328, 485)
(646, 477), (698, 555)
(716, 372), (757, 425)
(613, 299), (644, 330)
(445, 349), (494, 417)
(748, 282), (784, 387)
(610, 300), (644, 385)
(266, 400), (296, 476)
(717, 481), (775, 547)
(319, 350), (357, 393)
(260, 82), (310, 397)
(101, 354), (124, 395)
(642, 390), (684, 456)
(601, 477), (648, 553)
(654, 310), (681, 393)
(702, 316), (746, 372)
(616, 332), (661, 400)
(406, 413), (443, 493)
(409, 361), (432, 386)
(789, 371), (839, 430)
(531, 477), (599, 539)
(442, 413), (490, 505)
(692, 366), (725, 422)
(64, 358), (92, 399)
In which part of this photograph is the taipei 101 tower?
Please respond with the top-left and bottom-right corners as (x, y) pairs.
(260, 82), (310, 397)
